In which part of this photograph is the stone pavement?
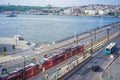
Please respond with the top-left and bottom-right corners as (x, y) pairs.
(0, 37), (35, 54)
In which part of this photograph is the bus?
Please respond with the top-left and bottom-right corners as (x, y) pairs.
(105, 42), (116, 54)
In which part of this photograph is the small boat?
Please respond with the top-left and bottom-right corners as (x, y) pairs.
(7, 14), (17, 17)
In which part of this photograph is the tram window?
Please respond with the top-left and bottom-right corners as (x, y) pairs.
(18, 75), (22, 79)
(15, 77), (17, 80)
(8, 78), (15, 80)
(61, 56), (64, 60)
(25, 72), (27, 76)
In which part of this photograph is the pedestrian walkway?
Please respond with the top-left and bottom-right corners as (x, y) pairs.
(0, 37), (35, 55)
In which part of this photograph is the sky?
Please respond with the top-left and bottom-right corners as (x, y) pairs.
(0, 0), (120, 7)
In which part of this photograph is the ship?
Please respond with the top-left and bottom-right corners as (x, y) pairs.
(6, 14), (17, 17)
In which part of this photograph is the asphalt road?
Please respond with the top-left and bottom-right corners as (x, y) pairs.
(102, 38), (120, 80)
(61, 35), (120, 80)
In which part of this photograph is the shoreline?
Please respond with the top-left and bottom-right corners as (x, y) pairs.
(0, 13), (120, 18)
(37, 21), (120, 44)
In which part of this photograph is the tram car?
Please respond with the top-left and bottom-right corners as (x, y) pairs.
(0, 44), (84, 80)
(0, 63), (40, 80)
(41, 44), (84, 70)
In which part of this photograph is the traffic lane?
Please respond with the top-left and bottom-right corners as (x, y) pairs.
(61, 46), (109, 80)
(72, 39), (120, 80)
(102, 45), (120, 80)
(62, 51), (110, 80)
(103, 54), (120, 80)
(79, 52), (109, 80)
(62, 36), (120, 80)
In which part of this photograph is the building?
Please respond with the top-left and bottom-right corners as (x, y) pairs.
(98, 9), (108, 15)
(84, 9), (97, 16)
(63, 8), (73, 15)
(71, 7), (81, 16)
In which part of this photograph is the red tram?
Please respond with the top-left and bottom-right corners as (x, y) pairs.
(0, 63), (40, 80)
(0, 44), (84, 80)
(41, 44), (84, 70)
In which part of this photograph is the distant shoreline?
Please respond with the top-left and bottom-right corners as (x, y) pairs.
(0, 13), (119, 18)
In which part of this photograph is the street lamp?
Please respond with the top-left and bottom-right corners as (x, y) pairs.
(74, 32), (79, 45)
(22, 56), (26, 80)
(52, 41), (55, 50)
(94, 29), (96, 41)
(90, 38), (93, 55)
(107, 27), (110, 44)
(15, 28), (18, 46)
(118, 24), (120, 36)
(76, 36), (79, 46)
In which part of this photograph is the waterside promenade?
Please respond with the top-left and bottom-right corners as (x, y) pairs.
(0, 38), (35, 54)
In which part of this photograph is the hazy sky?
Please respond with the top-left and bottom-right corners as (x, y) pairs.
(0, 0), (120, 7)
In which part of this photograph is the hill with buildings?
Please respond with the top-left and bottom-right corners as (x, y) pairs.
(0, 4), (120, 17)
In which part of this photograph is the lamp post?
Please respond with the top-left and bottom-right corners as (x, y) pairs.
(52, 41), (57, 80)
(90, 38), (93, 55)
(22, 56), (26, 80)
(74, 32), (79, 45)
(107, 27), (110, 44)
(119, 26), (120, 36)
(94, 29), (96, 41)
(15, 28), (18, 46)
(76, 36), (79, 46)
(52, 41), (55, 50)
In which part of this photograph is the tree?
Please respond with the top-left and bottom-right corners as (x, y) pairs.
(3, 46), (7, 52)
(12, 45), (15, 49)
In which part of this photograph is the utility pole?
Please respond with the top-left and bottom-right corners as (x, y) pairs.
(22, 56), (26, 80)
(16, 28), (18, 46)
(118, 25), (120, 36)
(107, 28), (110, 44)
(94, 29), (96, 41)
(76, 36), (79, 45)
(52, 41), (55, 49)
(90, 38), (93, 55)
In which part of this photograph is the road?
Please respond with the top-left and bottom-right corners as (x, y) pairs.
(102, 38), (120, 80)
(60, 35), (120, 80)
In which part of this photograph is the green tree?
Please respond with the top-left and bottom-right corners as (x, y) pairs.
(12, 45), (15, 49)
(3, 46), (7, 52)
